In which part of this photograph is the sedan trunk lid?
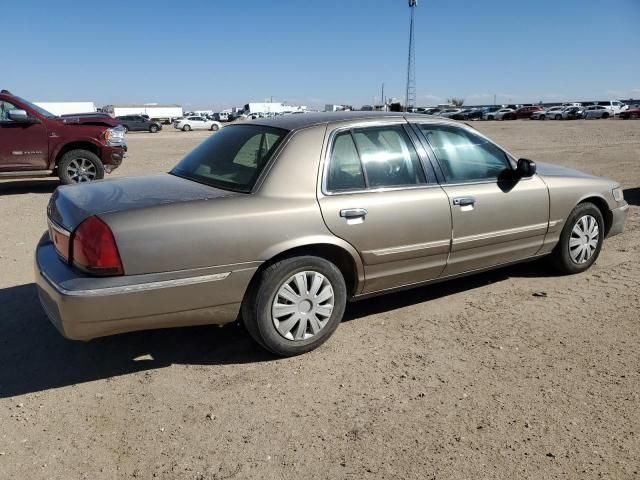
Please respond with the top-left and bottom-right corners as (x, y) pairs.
(48, 173), (240, 231)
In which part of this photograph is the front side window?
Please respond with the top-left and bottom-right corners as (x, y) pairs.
(418, 124), (510, 183)
(171, 125), (287, 192)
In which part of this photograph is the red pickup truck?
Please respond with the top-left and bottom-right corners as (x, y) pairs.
(0, 90), (126, 184)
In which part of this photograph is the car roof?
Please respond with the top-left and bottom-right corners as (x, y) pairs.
(241, 111), (469, 131)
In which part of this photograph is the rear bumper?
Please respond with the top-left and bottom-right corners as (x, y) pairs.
(608, 202), (629, 237)
(35, 235), (256, 341)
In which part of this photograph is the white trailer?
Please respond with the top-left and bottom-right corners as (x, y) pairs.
(35, 102), (96, 116)
(102, 104), (183, 124)
(245, 102), (306, 114)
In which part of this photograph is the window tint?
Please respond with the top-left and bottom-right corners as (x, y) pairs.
(418, 124), (510, 183)
(0, 101), (18, 121)
(171, 125), (287, 192)
(327, 131), (365, 191)
(352, 125), (425, 188)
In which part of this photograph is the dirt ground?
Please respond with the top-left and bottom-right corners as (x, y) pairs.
(1, 119), (639, 480)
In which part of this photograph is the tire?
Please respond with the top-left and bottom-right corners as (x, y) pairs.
(57, 149), (105, 184)
(210, 123), (219, 131)
(549, 202), (604, 275)
(242, 256), (347, 357)
(122, 125), (129, 133)
(602, 113), (609, 119)
(631, 113), (639, 120)
(149, 124), (159, 133)
(183, 124), (191, 131)
(555, 114), (562, 120)
(540, 114), (546, 120)
(487, 115), (494, 121)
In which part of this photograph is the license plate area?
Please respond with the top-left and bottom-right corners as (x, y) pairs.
(48, 220), (71, 263)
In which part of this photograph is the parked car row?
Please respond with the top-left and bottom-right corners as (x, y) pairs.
(414, 100), (632, 121)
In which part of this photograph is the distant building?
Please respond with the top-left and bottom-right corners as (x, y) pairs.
(324, 104), (353, 112)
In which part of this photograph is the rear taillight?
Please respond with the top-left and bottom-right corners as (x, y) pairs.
(71, 216), (124, 276)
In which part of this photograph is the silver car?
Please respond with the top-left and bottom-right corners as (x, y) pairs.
(36, 112), (629, 356)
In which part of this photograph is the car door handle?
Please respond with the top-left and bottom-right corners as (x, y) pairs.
(340, 208), (368, 219)
(452, 196), (476, 206)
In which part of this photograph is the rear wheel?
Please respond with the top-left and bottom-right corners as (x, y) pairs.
(210, 123), (219, 131)
(549, 202), (604, 274)
(183, 124), (191, 131)
(149, 124), (159, 133)
(602, 112), (610, 119)
(242, 256), (347, 356)
(631, 113), (639, 120)
(555, 114), (562, 120)
(122, 125), (129, 133)
(58, 150), (105, 184)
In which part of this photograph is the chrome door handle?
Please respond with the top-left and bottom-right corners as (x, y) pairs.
(452, 196), (476, 206)
(340, 208), (368, 219)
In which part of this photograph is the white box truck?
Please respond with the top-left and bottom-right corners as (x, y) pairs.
(102, 104), (183, 124)
(35, 102), (96, 116)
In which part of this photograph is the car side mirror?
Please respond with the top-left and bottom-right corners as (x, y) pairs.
(516, 158), (536, 177)
(8, 109), (37, 123)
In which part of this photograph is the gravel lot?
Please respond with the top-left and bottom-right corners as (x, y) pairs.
(1, 119), (639, 479)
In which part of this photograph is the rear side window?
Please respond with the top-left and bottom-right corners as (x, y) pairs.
(326, 124), (426, 192)
(418, 124), (510, 183)
(327, 131), (365, 191)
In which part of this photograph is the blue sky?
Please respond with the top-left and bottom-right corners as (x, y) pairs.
(3, 0), (639, 109)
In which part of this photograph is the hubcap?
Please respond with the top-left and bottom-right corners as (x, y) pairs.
(271, 271), (334, 341)
(569, 214), (599, 264)
(66, 158), (97, 183)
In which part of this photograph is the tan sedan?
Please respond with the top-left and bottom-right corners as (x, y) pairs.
(36, 112), (629, 356)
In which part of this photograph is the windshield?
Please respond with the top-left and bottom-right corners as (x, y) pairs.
(15, 96), (57, 118)
(171, 124), (288, 192)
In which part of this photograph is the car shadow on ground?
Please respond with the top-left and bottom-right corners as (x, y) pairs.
(0, 179), (59, 195)
(0, 260), (556, 399)
(623, 187), (640, 206)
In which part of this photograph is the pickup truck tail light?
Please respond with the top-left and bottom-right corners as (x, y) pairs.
(71, 216), (124, 276)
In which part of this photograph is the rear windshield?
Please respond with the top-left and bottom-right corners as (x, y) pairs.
(171, 125), (288, 192)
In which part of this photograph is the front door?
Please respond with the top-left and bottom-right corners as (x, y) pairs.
(317, 121), (452, 293)
(414, 122), (549, 276)
(0, 100), (48, 171)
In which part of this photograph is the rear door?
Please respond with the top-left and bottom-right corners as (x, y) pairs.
(413, 121), (549, 276)
(0, 100), (48, 171)
(317, 120), (452, 293)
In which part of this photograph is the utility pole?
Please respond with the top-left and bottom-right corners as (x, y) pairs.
(381, 82), (385, 111)
(405, 0), (418, 112)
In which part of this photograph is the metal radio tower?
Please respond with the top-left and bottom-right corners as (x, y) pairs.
(405, 0), (417, 112)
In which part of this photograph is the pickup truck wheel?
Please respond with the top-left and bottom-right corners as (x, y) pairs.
(549, 202), (604, 275)
(58, 150), (105, 184)
(242, 256), (347, 357)
(149, 124), (158, 133)
(183, 124), (191, 131)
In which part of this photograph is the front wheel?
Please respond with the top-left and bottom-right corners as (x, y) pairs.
(210, 123), (219, 131)
(182, 124), (191, 131)
(58, 150), (105, 184)
(149, 124), (159, 133)
(242, 256), (347, 356)
(549, 202), (604, 274)
(555, 114), (562, 120)
(602, 112), (609, 119)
